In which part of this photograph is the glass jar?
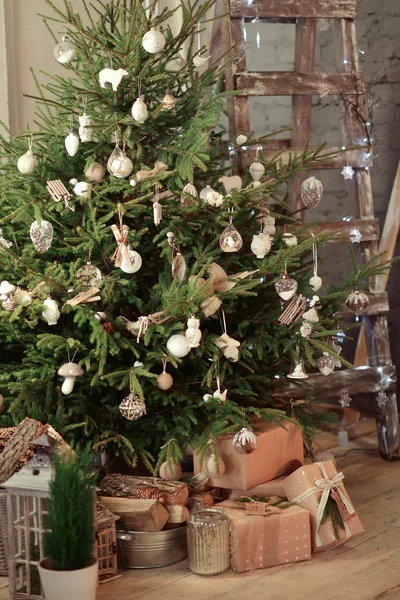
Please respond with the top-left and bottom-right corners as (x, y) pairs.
(187, 507), (230, 576)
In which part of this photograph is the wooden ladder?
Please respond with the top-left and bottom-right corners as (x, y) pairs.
(221, 0), (400, 460)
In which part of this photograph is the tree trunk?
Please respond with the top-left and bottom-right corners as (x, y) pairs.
(98, 475), (188, 506)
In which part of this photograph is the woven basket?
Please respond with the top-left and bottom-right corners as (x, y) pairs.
(0, 489), (8, 575)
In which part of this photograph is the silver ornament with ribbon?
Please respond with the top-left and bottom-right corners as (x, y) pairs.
(119, 394), (147, 420)
(30, 220), (53, 253)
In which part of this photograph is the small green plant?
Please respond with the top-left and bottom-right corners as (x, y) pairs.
(44, 446), (95, 571)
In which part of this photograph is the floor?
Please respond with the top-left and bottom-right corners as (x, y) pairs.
(1, 431), (400, 600)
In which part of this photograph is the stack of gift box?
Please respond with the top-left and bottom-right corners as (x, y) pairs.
(193, 421), (364, 573)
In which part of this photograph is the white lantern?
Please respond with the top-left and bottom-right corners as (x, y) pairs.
(3, 432), (55, 600)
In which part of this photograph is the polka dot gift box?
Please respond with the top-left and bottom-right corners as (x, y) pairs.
(282, 460), (364, 553)
(219, 500), (311, 572)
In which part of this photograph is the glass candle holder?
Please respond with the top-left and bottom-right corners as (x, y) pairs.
(187, 508), (230, 576)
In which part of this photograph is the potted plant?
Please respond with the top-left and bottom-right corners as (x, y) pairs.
(38, 447), (98, 600)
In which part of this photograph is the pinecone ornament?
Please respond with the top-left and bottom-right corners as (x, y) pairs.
(136, 487), (166, 504)
(282, 458), (303, 475)
(103, 321), (116, 334)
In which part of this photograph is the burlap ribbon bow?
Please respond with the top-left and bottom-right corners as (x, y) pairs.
(291, 462), (355, 547)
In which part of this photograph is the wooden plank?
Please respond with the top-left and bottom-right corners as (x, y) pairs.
(236, 72), (365, 96)
(289, 18), (316, 214)
(99, 496), (169, 532)
(222, 0), (238, 143)
(230, 0), (357, 19)
(274, 365), (396, 400)
(98, 475), (189, 506)
(240, 145), (371, 169)
(306, 218), (379, 243)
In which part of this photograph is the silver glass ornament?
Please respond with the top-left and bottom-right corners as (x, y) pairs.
(76, 262), (102, 288)
(119, 394), (147, 420)
(232, 427), (257, 455)
(339, 390), (352, 408)
(376, 391), (389, 409)
(107, 145), (134, 179)
(54, 35), (76, 64)
(287, 357), (308, 379)
(251, 232), (271, 259)
(30, 220), (54, 253)
(219, 216), (243, 253)
(345, 290), (369, 314)
(300, 176), (323, 209)
(275, 272), (298, 301)
(316, 355), (335, 376)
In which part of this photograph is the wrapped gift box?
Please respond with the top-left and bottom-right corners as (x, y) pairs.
(193, 421), (303, 490)
(227, 476), (286, 500)
(219, 500), (311, 572)
(282, 460), (364, 552)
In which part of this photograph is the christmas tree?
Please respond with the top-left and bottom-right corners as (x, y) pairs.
(0, 0), (389, 473)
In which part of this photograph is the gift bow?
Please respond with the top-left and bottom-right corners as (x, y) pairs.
(292, 462), (355, 547)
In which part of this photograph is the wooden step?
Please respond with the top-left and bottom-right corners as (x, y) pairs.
(239, 145), (372, 169)
(307, 219), (379, 243)
(236, 72), (365, 96)
(230, 0), (356, 19)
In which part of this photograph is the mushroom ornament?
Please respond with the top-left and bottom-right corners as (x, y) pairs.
(58, 362), (84, 395)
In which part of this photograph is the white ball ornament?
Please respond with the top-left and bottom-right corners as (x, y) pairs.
(159, 461), (182, 481)
(107, 146), (133, 179)
(204, 454), (225, 478)
(120, 248), (142, 274)
(65, 132), (80, 157)
(131, 95), (148, 124)
(54, 35), (76, 64)
(85, 162), (106, 182)
(236, 134), (248, 145)
(73, 181), (89, 198)
(249, 161), (265, 182)
(309, 274), (323, 292)
(142, 28), (166, 54)
(167, 334), (191, 358)
(282, 232), (298, 247)
(42, 297), (60, 326)
(17, 150), (38, 174)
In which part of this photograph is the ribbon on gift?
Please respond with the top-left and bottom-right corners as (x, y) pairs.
(291, 461), (355, 548)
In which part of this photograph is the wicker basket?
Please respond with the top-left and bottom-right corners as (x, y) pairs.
(0, 488), (8, 575)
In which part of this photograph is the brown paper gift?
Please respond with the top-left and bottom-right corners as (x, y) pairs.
(219, 500), (311, 572)
(193, 422), (303, 490)
(228, 477), (286, 500)
(282, 460), (364, 553)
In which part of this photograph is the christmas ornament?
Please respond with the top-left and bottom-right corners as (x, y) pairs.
(219, 210), (243, 253)
(135, 161), (168, 182)
(316, 355), (335, 376)
(251, 232), (271, 259)
(218, 175), (242, 195)
(103, 321), (115, 334)
(142, 27), (166, 54)
(249, 161), (265, 188)
(236, 134), (248, 145)
(172, 253), (186, 281)
(339, 390), (352, 408)
(77, 262), (102, 288)
(14, 287), (32, 307)
(193, 54), (211, 67)
(159, 461), (182, 481)
(58, 362), (84, 395)
(302, 295), (320, 323)
(212, 387), (228, 402)
(185, 315), (202, 348)
(263, 214), (276, 236)
(215, 333), (240, 362)
(278, 294), (307, 325)
(0, 228), (12, 250)
(46, 180), (73, 210)
(42, 297), (60, 326)
(300, 322), (313, 338)
(54, 35), (76, 64)
(107, 142), (133, 178)
(341, 165), (355, 180)
(17, 145), (38, 175)
(160, 91), (178, 111)
(283, 459), (304, 475)
(300, 176), (323, 209)
(65, 132), (79, 157)
(181, 182), (198, 206)
(376, 391), (389, 409)
(94, 312), (107, 321)
(199, 185), (224, 207)
(345, 290), (369, 314)
(232, 428), (257, 455)
(0, 281), (15, 311)
(134, 360), (144, 368)
(282, 232), (298, 247)
(85, 162), (106, 182)
(73, 181), (89, 198)
(131, 95), (148, 124)
(309, 236), (322, 291)
(287, 355), (308, 379)
(167, 334), (191, 358)
(275, 271), (298, 301)
(328, 340), (342, 368)
(204, 454), (225, 478)
(156, 359), (173, 390)
(121, 247), (143, 274)
(119, 394), (146, 420)
(349, 227), (362, 244)
(78, 113), (93, 142)
(99, 67), (129, 91)
(30, 220), (53, 253)
(66, 287), (101, 307)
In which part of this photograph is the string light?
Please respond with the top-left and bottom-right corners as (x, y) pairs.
(343, 59), (349, 64)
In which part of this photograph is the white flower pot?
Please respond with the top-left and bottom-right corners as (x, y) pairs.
(38, 558), (98, 600)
